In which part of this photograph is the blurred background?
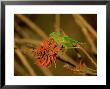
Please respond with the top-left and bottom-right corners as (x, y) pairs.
(14, 14), (97, 76)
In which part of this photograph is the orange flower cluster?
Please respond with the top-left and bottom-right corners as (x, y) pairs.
(32, 39), (62, 67)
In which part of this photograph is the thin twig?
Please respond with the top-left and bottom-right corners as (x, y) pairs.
(63, 64), (96, 76)
(14, 22), (31, 38)
(38, 67), (53, 76)
(76, 44), (97, 67)
(72, 14), (96, 38)
(82, 27), (96, 54)
(15, 38), (41, 46)
(73, 14), (96, 54)
(58, 51), (78, 66)
(16, 14), (48, 39)
(14, 60), (29, 76)
(15, 45), (37, 76)
(54, 14), (60, 32)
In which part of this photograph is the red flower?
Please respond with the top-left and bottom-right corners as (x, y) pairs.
(32, 39), (62, 67)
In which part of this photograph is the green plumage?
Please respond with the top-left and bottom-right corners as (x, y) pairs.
(49, 32), (81, 48)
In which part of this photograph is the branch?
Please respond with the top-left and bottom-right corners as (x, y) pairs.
(14, 22), (31, 38)
(14, 60), (29, 76)
(72, 14), (96, 38)
(15, 38), (41, 47)
(76, 44), (97, 67)
(15, 14), (48, 39)
(15, 45), (37, 76)
(54, 14), (61, 32)
(72, 14), (97, 54)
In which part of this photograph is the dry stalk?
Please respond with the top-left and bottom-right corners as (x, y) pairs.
(15, 45), (37, 76)
(73, 14), (96, 54)
(15, 38), (41, 46)
(76, 44), (97, 67)
(16, 14), (48, 39)
(72, 14), (96, 38)
(54, 14), (61, 32)
(14, 22), (31, 38)
(14, 60), (29, 76)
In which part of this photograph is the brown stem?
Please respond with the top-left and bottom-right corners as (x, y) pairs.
(14, 60), (29, 76)
(54, 14), (61, 32)
(15, 45), (37, 76)
(72, 14), (96, 38)
(15, 14), (48, 39)
(14, 22), (31, 38)
(76, 44), (97, 67)
(15, 38), (41, 46)
(72, 14), (97, 54)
